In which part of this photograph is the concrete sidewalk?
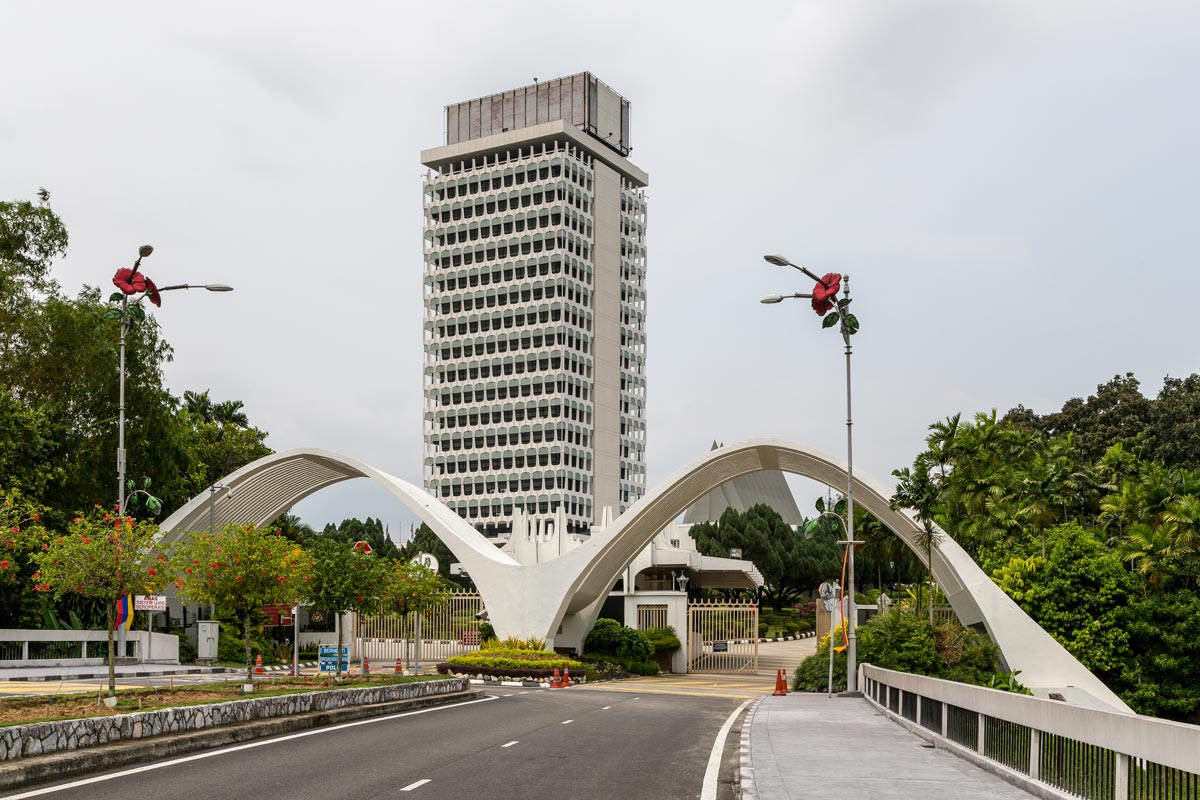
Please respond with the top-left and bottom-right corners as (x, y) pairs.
(743, 694), (1036, 799)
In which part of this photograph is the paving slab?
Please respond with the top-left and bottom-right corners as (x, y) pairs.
(748, 694), (1036, 799)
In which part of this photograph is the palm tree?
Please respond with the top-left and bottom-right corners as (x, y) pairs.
(213, 400), (249, 428)
(183, 389), (214, 423)
(891, 458), (944, 625)
(1119, 522), (1190, 594)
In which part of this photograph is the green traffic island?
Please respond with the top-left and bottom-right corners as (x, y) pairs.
(436, 650), (587, 686)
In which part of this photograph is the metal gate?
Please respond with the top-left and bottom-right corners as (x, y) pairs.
(687, 599), (758, 673)
(362, 591), (482, 668)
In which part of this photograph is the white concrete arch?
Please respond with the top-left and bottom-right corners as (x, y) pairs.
(157, 441), (1128, 711)
(541, 439), (1129, 711)
(156, 448), (521, 609)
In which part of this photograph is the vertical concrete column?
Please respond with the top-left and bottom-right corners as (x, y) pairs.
(977, 714), (987, 754)
(589, 161), (623, 524)
(941, 702), (948, 738)
(1029, 729), (1041, 780)
(916, 695), (922, 725)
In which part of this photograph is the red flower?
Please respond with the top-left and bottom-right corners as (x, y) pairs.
(186, 567), (193, 574)
(112, 268), (148, 295)
(811, 273), (842, 316)
(148, 568), (157, 576)
(9, 526), (16, 534)
(83, 537), (90, 544)
(1, 561), (9, 570)
(31, 514), (39, 521)
(144, 277), (161, 307)
(236, 575), (243, 582)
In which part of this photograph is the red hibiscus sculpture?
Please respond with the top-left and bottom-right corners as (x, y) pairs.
(144, 277), (162, 307)
(811, 273), (842, 316)
(112, 268), (148, 295)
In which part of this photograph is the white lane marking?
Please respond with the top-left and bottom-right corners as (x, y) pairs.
(0, 695), (499, 800)
(561, 719), (573, 724)
(502, 693), (514, 697)
(700, 699), (754, 800)
(601, 706), (611, 710)
(400, 779), (430, 791)
(501, 740), (519, 748)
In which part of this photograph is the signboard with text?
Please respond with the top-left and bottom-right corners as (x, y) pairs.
(319, 645), (350, 672)
(134, 595), (167, 612)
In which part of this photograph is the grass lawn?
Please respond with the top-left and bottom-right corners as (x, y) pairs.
(0, 674), (447, 728)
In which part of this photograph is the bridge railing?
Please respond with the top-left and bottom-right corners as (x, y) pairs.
(862, 664), (1200, 800)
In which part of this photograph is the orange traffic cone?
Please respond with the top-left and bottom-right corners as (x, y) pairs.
(561, 663), (571, 688)
(550, 666), (562, 688)
(773, 669), (788, 696)
(394, 658), (403, 675)
(254, 654), (264, 675)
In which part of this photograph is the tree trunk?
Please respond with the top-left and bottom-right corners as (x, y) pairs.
(927, 542), (934, 627)
(106, 602), (115, 697)
(244, 611), (253, 684)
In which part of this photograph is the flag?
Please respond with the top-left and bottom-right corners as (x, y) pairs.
(114, 595), (133, 630)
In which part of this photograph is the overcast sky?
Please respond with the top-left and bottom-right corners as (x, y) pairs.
(3, 1), (1197, 537)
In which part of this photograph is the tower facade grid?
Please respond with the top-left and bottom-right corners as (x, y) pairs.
(421, 73), (647, 537)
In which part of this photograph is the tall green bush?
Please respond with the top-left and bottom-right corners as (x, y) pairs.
(585, 618), (653, 661)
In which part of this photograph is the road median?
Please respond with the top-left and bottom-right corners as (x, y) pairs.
(0, 679), (480, 792)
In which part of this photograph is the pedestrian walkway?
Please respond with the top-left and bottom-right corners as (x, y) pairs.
(745, 694), (1036, 799)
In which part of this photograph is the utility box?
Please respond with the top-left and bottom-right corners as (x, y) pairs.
(197, 620), (220, 662)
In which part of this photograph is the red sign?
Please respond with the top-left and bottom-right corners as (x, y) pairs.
(352, 541), (373, 553)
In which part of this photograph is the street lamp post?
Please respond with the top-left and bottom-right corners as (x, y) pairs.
(110, 246), (232, 516)
(761, 253), (863, 694)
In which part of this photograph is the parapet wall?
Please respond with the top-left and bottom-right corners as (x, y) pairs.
(0, 677), (468, 763)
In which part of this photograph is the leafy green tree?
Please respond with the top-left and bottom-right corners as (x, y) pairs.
(0, 489), (52, 628)
(0, 190), (68, 374)
(400, 523), (473, 588)
(171, 523), (311, 682)
(306, 539), (392, 675)
(1117, 592), (1200, 721)
(990, 523), (1134, 679)
(1147, 374), (1200, 469)
(33, 510), (168, 695)
(891, 458), (944, 623)
(312, 517), (403, 560)
(381, 559), (450, 618)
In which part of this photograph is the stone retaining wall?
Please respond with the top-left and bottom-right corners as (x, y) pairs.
(0, 677), (468, 763)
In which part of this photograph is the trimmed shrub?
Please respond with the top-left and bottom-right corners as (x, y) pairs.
(758, 622), (769, 637)
(643, 626), (681, 655)
(784, 621), (800, 636)
(585, 653), (659, 676)
(585, 618), (653, 661)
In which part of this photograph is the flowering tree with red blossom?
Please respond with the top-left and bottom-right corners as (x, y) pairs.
(0, 489), (50, 627)
(32, 509), (168, 696)
(170, 523), (312, 683)
(383, 560), (450, 618)
(306, 538), (393, 676)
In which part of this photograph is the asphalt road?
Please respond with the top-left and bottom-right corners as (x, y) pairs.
(4, 686), (748, 800)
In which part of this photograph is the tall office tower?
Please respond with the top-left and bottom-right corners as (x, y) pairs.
(421, 73), (648, 538)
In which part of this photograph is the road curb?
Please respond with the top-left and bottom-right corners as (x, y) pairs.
(0, 689), (483, 792)
(737, 697), (764, 800)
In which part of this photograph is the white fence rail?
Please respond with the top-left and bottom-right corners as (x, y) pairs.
(0, 629), (179, 666)
(863, 664), (1200, 800)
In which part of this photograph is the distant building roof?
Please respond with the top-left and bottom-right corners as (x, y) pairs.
(681, 441), (804, 526)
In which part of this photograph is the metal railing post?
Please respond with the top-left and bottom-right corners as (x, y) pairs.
(978, 714), (987, 754)
(1029, 729), (1041, 780)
